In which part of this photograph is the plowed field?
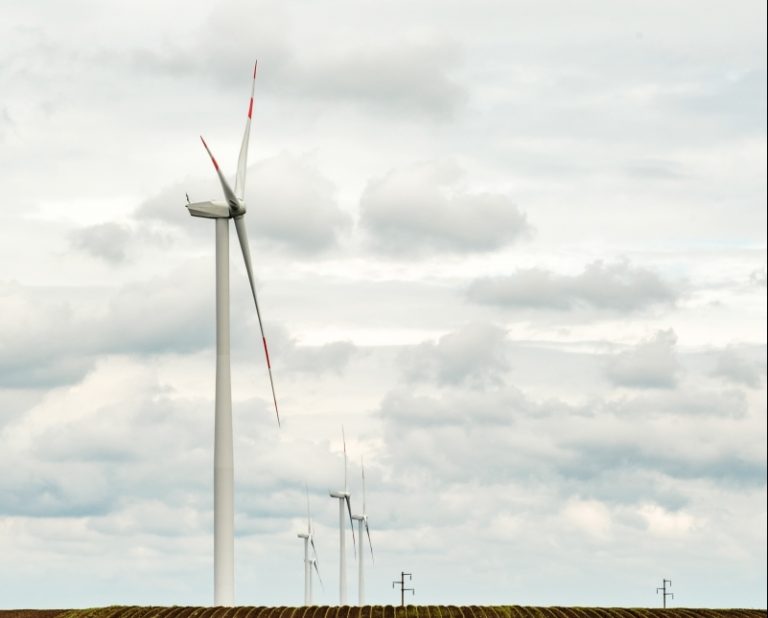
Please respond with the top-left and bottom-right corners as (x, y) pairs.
(1, 607), (764, 618)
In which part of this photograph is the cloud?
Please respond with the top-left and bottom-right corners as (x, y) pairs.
(269, 329), (357, 376)
(360, 160), (532, 255)
(376, 374), (764, 494)
(136, 154), (350, 254)
(285, 42), (468, 119)
(0, 271), (213, 388)
(605, 329), (680, 389)
(468, 260), (677, 313)
(70, 222), (133, 264)
(69, 222), (171, 264)
(400, 323), (509, 387)
(711, 346), (764, 388)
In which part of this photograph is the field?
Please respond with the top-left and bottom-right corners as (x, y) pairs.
(1, 607), (765, 618)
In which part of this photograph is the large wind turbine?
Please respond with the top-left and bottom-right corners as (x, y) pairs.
(329, 428), (356, 604)
(297, 487), (323, 605)
(185, 61), (280, 606)
(351, 460), (374, 605)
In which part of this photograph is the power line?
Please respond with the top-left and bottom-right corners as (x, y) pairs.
(656, 578), (674, 608)
(392, 571), (415, 607)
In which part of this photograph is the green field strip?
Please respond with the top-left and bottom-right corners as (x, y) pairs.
(500, 604), (524, 618)
(157, 606), (189, 618)
(429, 605), (445, 618)
(383, 605), (396, 618)
(440, 606), (464, 618)
(546, 605), (577, 618)
(486, 606), (514, 618)
(607, 606), (644, 618)
(470, 605), (491, 618)
(369, 605), (385, 618)
(537, 607), (563, 618)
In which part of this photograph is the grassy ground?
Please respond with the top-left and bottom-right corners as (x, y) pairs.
(2, 607), (765, 618)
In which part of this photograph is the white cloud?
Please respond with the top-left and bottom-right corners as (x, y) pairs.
(400, 323), (509, 387)
(360, 160), (531, 255)
(468, 260), (678, 313)
(605, 329), (681, 389)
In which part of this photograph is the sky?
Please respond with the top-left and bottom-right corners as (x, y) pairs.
(0, 0), (766, 610)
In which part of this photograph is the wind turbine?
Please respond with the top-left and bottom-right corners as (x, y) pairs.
(351, 460), (374, 605)
(329, 427), (357, 604)
(185, 61), (280, 606)
(298, 487), (323, 605)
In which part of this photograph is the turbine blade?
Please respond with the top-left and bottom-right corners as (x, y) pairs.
(365, 519), (374, 564)
(342, 426), (348, 491)
(312, 559), (324, 589)
(362, 459), (366, 514)
(200, 136), (238, 208)
(310, 536), (319, 563)
(234, 61), (257, 201)
(233, 216), (280, 426)
(345, 495), (357, 556)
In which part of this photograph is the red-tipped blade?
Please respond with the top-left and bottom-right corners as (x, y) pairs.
(200, 136), (238, 209)
(234, 216), (280, 426)
(235, 60), (258, 201)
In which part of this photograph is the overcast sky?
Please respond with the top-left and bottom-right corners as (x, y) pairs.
(0, 0), (766, 610)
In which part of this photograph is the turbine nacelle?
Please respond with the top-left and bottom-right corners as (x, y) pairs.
(329, 490), (350, 499)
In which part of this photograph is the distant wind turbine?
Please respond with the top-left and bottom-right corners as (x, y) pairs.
(298, 486), (323, 605)
(352, 459), (375, 606)
(185, 61), (280, 606)
(329, 427), (357, 604)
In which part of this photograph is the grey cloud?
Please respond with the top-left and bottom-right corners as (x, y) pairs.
(377, 384), (763, 494)
(561, 441), (766, 489)
(266, 328), (357, 376)
(711, 347), (764, 388)
(468, 260), (677, 312)
(286, 42), (467, 119)
(69, 222), (134, 264)
(605, 329), (680, 389)
(400, 323), (509, 387)
(0, 272), (213, 388)
(360, 161), (531, 255)
(608, 388), (749, 419)
(378, 387), (532, 429)
(118, 3), (465, 120)
(137, 154), (350, 254)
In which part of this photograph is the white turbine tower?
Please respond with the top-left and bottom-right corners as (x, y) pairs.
(329, 427), (356, 604)
(298, 487), (323, 605)
(351, 460), (374, 605)
(185, 61), (280, 606)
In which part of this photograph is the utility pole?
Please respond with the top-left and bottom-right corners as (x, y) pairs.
(656, 578), (674, 608)
(392, 571), (414, 607)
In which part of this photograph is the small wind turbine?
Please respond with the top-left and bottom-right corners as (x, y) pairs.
(352, 459), (375, 605)
(185, 61), (280, 606)
(298, 486), (323, 605)
(329, 427), (357, 604)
